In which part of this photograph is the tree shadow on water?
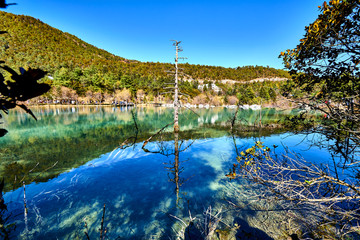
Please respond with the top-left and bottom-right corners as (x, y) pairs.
(233, 217), (273, 240)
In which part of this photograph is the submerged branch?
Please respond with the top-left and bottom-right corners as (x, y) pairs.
(142, 122), (173, 151)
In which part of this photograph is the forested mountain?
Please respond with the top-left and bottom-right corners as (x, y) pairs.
(0, 12), (128, 69)
(0, 11), (290, 103)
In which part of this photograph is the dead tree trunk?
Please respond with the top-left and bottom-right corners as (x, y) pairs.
(173, 40), (181, 133)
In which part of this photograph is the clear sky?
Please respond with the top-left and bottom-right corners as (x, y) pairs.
(3, 0), (323, 69)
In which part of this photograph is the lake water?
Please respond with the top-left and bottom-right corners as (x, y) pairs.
(0, 106), (334, 239)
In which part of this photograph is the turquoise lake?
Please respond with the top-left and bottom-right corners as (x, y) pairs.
(0, 106), (334, 239)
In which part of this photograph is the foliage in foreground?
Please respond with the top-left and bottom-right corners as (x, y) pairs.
(228, 141), (360, 239)
(0, 7), (50, 136)
(281, 0), (359, 99)
(227, 1), (360, 238)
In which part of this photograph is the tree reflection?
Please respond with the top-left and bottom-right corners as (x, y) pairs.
(0, 179), (13, 240)
(228, 109), (360, 239)
(164, 130), (195, 206)
(1, 106), (298, 192)
(163, 130), (182, 205)
(141, 125), (194, 206)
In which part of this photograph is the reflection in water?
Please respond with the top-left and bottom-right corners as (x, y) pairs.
(173, 131), (181, 204)
(2, 106), (298, 191)
(1, 106), (318, 239)
(164, 131), (194, 207)
(140, 123), (192, 207)
(0, 179), (14, 239)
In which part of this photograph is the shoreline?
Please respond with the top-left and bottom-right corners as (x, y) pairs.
(23, 103), (295, 111)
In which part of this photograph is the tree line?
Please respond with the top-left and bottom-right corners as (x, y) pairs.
(0, 10), (291, 105)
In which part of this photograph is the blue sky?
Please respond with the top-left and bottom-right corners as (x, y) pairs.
(3, 0), (323, 69)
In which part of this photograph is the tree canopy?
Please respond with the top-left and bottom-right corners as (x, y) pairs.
(0, 11), (290, 95)
(281, 0), (360, 98)
(231, 2), (360, 238)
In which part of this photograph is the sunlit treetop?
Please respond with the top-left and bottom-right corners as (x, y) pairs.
(280, 0), (360, 97)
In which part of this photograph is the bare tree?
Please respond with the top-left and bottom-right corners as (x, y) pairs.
(93, 91), (102, 104)
(114, 88), (131, 103)
(192, 93), (208, 105)
(172, 40), (181, 133)
(227, 95), (239, 105)
(85, 90), (94, 104)
(136, 89), (145, 104)
(228, 140), (360, 239)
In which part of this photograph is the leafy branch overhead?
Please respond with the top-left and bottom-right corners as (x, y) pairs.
(0, 1), (50, 136)
(280, 0), (360, 97)
(0, 65), (50, 118)
(0, 0), (16, 9)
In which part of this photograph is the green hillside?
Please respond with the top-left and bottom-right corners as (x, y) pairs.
(0, 11), (290, 103)
(0, 11), (128, 70)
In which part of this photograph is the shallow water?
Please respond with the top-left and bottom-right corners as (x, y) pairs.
(0, 106), (331, 239)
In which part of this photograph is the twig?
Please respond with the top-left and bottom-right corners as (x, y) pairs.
(84, 221), (90, 240)
(31, 161), (59, 183)
(142, 122), (172, 150)
(169, 214), (188, 227)
(100, 204), (106, 240)
(180, 103), (200, 117)
(230, 103), (241, 132)
(23, 181), (28, 235)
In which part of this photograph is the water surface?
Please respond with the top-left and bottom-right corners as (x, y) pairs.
(1, 106), (326, 239)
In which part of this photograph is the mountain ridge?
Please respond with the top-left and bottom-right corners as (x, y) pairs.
(0, 11), (289, 78)
(0, 10), (290, 102)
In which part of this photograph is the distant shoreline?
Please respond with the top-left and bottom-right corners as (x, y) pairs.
(23, 102), (294, 111)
